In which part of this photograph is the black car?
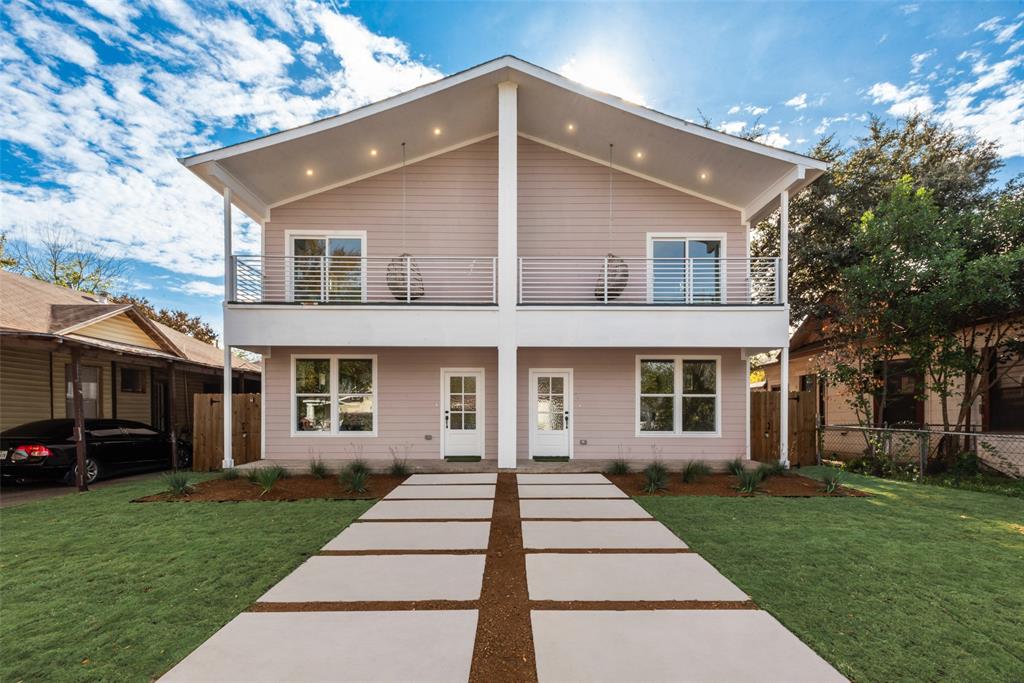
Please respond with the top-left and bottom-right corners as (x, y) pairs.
(0, 419), (191, 485)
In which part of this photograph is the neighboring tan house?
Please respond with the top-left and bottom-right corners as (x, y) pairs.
(756, 314), (1023, 433)
(180, 55), (828, 468)
(0, 271), (261, 436)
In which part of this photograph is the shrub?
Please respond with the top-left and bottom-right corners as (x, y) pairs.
(220, 467), (239, 480)
(642, 461), (669, 494)
(727, 457), (746, 476)
(821, 469), (843, 494)
(251, 466), (287, 495)
(605, 459), (630, 475)
(735, 469), (764, 494)
(346, 459), (371, 476)
(757, 462), (786, 479)
(164, 471), (194, 495)
(309, 459), (329, 479)
(389, 457), (410, 477)
(341, 468), (370, 494)
(681, 460), (711, 483)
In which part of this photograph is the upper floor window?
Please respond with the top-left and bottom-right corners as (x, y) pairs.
(637, 356), (720, 436)
(288, 232), (366, 303)
(648, 235), (723, 304)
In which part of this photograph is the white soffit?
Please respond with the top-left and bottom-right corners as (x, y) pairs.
(181, 56), (826, 223)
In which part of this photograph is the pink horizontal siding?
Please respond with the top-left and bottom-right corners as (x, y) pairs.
(265, 138), (499, 258)
(264, 347), (498, 460)
(263, 346), (746, 462)
(518, 348), (747, 460)
(518, 138), (746, 258)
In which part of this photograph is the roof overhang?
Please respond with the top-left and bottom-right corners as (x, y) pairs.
(181, 55), (827, 225)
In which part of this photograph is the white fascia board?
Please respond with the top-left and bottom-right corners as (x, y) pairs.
(520, 134), (743, 215)
(209, 162), (270, 224)
(741, 165), (806, 224)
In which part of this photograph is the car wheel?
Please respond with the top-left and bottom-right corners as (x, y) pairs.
(64, 457), (100, 486)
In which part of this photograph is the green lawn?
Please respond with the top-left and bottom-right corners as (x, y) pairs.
(640, 468), (1024, 683)
(1, 476), (371, 683)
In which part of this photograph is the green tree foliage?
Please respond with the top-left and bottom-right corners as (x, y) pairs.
(753, 115), (1003, 320)
(109, 294), (218, 345)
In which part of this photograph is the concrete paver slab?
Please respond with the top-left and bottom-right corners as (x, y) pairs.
(516, 473), (609, 484)
(385, 484), (495, 499)
(160, 611), (478, 683)
(359, 499), (494, 520)
(324, 521), (491, 551)
(532, 610), (846, 683)
(521, 521), (687, 549)
(259, 555), (486, 602)
(519, 498), (651, 519)
(526, 553), (748, 601)
(405, 473), (497, 484)
(517, 484), (626, 499)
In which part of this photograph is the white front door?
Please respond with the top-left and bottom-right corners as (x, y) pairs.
(442, 369), (485, 457)
(529, 370), (572, 458)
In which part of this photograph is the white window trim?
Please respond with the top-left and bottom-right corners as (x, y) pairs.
(290, 353), (378, 437)
(284, 230), (368, 303)
(645, 232), (728, 305)
(635, 355), (722, 437)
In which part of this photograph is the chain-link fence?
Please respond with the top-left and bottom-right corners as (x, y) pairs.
(819, 425), (1024, 479)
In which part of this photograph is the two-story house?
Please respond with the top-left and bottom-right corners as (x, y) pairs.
(181, 56), (826, 470)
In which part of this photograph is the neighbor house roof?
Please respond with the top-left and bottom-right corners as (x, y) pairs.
(182, 55), (827, 226)
(0, 270), (259, 373)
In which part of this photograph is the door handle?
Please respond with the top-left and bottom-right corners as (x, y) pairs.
(444, 410), (449, 428)
(564, 411), (570, 425)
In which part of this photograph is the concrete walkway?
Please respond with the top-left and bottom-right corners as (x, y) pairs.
(160, 472), (845, 682)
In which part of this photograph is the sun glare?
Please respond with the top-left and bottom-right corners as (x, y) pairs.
(559, 55), (647, 106)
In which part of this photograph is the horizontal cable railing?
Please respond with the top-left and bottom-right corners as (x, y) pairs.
(517, 256), (780, 305)
(232, 255), (497, 304)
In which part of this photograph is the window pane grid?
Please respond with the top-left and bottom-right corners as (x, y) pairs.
(639, 357), (718, 434)
(294, 356), (376, 434)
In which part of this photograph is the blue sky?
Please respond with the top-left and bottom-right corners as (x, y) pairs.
(2, 0), (1023, 336)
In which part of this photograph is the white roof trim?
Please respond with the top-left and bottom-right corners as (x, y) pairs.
(741, 165), (807, 224)
(520, 133), (742, 214)
(180, 55), (827, 172)
(209, 163), (270, 223)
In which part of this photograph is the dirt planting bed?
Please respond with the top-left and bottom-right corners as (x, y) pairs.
(134, 474), (408, 502)
(605, 472), (866, 497)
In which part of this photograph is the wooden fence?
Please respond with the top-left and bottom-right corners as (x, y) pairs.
(751, 390), (817, 466)
(192, 393), (261, 471)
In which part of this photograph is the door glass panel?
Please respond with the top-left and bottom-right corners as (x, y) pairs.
(536, 412), (551, 431)
(450, 412), (463, 430)
(550, 412), (564, 430)
(327, 238), (363, 302)
(464, 395), (476, 411)
(551, 396), (564, 413)
(537, 377), (550, 393)
(463, 376), (476, 393)
(550, 376), (564, 393)
(463, 413), (476, 430)
(652, 239), (686, 303)
(292, 238), (325, 301)
(536, 396), (550, 413)
(450, 395), (464, 411)
(450, 376), (462, 393)
(690, 240), (721, 303)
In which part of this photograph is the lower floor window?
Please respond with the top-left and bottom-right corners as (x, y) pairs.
(638, 357), (719, 434)
(294, 355), (377, 435)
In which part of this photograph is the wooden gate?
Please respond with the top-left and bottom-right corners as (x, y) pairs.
(192, 393), (261, 471)
(751, 390), (817, 466)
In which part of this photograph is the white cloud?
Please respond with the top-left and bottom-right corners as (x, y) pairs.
(867, 81), (935, 116)
(727, 105), (741, 115)
(785, 93), (807, 109)
(977, 16), (1023, 45)
(910, 49), (936, 74)
(178, 280), (223, 297)
(718, 120), (748, 135)
(0, 1), (442, 279)
(755, 129), (791, 149)
(900, 4), (920, 15)
(745, 104), (770, 116)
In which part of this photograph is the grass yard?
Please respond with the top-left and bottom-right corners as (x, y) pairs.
(0, 476), (371, 682)
(640, 467), (1024, 683)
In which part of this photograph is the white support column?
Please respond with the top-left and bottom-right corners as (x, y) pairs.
(222, 187), (234, 469)
(743, 350), (751, 460)
(497, 80), (518, 469)
(779, 189), (789, 305)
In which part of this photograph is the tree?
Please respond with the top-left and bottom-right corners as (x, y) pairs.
(753, 115), (1003, 320)
(10, 224), (127, 293)
(0, 231), (17, 269)
(109, 294), (218, 344)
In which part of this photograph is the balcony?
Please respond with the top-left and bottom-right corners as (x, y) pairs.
(517, 257), (780, 306)
(232, 255), (497, 305)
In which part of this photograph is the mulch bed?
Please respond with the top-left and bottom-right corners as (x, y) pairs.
(605, 472), (867, 497)
(134, 474), (408, 502)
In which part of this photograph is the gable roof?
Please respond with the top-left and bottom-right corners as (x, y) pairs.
(0, 271), (259, 372)
(182, 55), (827, 225)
